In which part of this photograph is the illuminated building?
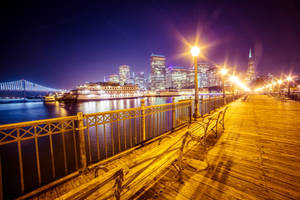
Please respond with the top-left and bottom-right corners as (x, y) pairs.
(166, 66), (189, 89)
(119, 65), (130, 85)
(186, 63), (219, 88)
(164, 63), (220, 90)
(206, 66), (221, 87)
(150, 54), (166, 91)
(108, 74), (119, 83)
(246, 48), (256, 82)
(135, 72), (146, 90)
(198, 63), (211, 88)
(129, 72), (135, 85)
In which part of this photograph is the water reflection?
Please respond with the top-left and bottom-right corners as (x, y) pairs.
(0, 95), (213, 125)
(0, 97), (163, 124)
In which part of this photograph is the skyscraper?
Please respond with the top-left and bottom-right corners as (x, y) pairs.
(119, 65), (130, 86)
(166, 66), (189, 89)
(108, 74), (119, 83)
(246, 49), (256, 82)
(186, 63), (220, 88)
(150, 54), (166, 91)
(135, 72), (146, 90)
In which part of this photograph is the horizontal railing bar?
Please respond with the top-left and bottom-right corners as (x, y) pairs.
(0, 116), (77, 130)
(0, 128), (75, 146)
(84, 107), (141, 117)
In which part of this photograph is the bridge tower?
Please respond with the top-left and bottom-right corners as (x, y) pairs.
(22, 79), (26, 98)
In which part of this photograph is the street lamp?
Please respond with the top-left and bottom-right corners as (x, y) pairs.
(191, 46), (201, 119)
(220, 68), (227, 98)
(278, 79), (283, 95)
(229, 75), (237, 95)
(287, 76), (292, 97)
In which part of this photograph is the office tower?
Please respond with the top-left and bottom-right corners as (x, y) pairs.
(108, 74), (119, 83)
(166, 66), (189, 89)
(135, 72), (146, 90)
(150, 54), (166, 91)
(119, 65), (130, 86)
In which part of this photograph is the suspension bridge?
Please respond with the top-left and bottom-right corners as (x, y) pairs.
(0, 79), (61, 99)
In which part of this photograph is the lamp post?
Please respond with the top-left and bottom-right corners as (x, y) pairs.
(220, 68), (227, 98)
(287, 76), (292, 97)
(278, 79), (283, 96)
(191, 46), (201, 119)
(272, 81), (276, 94)
(229, 75), (237, 96)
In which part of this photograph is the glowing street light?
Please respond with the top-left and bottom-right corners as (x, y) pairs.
(220, 68), (228, 76)
(220, 68), (228, 98)
(190, 46), (200, 57)
(191, 46), (201, 119)
(229, 75), (238, 82)
(287, 76), (292, 82)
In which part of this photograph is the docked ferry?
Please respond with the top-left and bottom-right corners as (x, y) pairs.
(62, 82), (142, 101)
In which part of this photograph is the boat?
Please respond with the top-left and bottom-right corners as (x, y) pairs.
(43, 94), (56, 102)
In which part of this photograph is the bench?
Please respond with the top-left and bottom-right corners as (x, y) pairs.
(55, 108), (229, 200)
(188, 106), (228, 140)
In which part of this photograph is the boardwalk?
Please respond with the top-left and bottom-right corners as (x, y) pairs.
(140, 95), (300, 200)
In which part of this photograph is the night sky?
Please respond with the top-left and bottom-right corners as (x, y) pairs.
(1, 0), (300, 89)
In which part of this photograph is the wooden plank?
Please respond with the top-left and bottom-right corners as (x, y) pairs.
(140, 95), (300, 200)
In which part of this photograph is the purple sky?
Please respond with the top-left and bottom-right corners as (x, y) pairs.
(1, 0), (300, 89)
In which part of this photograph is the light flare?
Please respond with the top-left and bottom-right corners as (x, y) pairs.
(229, 75), (250, 92)
(190, 46), (200, 57)
(220, 68), (228, 75)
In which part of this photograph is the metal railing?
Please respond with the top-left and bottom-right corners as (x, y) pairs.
(0, 95), (239, 199)
(200, 95), (238, 115)
(289, 92), (300, 101)
(270, 92), (300, 101)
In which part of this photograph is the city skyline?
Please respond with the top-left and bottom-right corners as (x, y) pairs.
(1, 0), (300, 89)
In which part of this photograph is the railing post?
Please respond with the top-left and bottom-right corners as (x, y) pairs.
(172, 97), (176, 130)
(189, 97), (193, 123)
(141, 99), (146, 141)
(213, 96), (216, 110)
(208, 95), (211, 113)
(77, 112), (87, 169)
(201, 95), (204, 116)
(0, 155), (2, 200)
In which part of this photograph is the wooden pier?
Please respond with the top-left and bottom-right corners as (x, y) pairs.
(139, 95), (300, 200)
(6, 94), (300, 199)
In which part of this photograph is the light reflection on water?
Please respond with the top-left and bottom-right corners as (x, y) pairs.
(0, 96), (192, 125)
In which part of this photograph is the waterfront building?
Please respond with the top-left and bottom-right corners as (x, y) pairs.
(63, 82), (141, 101)
(135, 72), (146, 90)
(119, 65), (130, 86)
(206, 66), (221, 87)
(187, 63), (217, 88)
(108, 74), (119, 83)
(150, 54), (166, 91)
(198, 63), (211, 88)
(246, 48), (256, 82)
(166, 66), (189, 89)
(129, 72), (135, 85)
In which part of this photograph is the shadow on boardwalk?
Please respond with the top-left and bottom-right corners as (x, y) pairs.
(139, 95), (300, 200)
